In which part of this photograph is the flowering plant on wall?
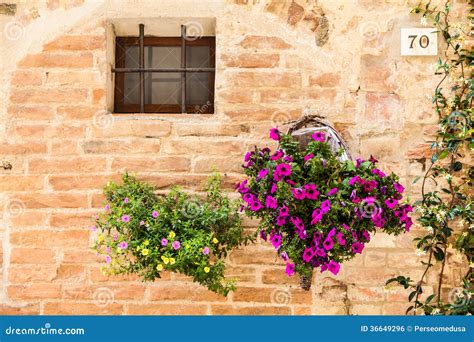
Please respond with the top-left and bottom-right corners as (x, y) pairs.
(94, 173), (250, 296)
(237, 128), (412, 286)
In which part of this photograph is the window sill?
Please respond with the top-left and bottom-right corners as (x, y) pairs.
(110, 113), (215, 120)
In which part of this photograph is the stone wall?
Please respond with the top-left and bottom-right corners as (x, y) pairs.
(0, 0), (466, 315)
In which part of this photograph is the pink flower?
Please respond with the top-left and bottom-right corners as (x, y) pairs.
(304, 183), (319, 200)
(139, 220), (145, 226)
(105, 255), (111, 264)
(105, 204), (110, 211)
(363, 197), (376, 204)
(281, 251), (289, 261)
(124, 197), (129, 204)
(118, 241), (128, 250)
(304, 153), (314, 161)
(161, 238), (168, 246)
(384, 198), (398, 209)
(393, 182), (405, 193)
(275, 163), (291, 177)
(312, 131), (325, 142)
(121, 215), (130, 223)
(270, 234), (282, 249)
(279, 205), (289, 217)
(270, 150), (284, 161)
(292, 188), (306, 200)
(202, 247), (210, 255)
(285, 263), (295, 277)
(152, 211), (159, 218)
(265, 195), (278, 209)
(327, 260), (340, 275)
(321, 200), (331, 214)
(172, 241), (181, 250)
(336, 232), (346, 246)
(258, 169), (269, 179)
(250, 200), (263, 211)
(323, 236), (334, 250)
(348, 176), (359, 186)
(269, 128), (280, 141)
(276, 215), (287, 226)
(327, 188), (338, 196)
(302, 247), (315, 262)
(270, 183), (277, 194)
(372, 169), (386, 177)
(351, 242), (364, 254)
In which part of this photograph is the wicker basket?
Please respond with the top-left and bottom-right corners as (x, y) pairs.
(300, 275), (312, 291)
(286, 114), (352, 161)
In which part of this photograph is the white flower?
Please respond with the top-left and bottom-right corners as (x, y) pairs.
(420, 16), (428, 26)
(432, 308), (441, 315)
(416, 249), (427, 256)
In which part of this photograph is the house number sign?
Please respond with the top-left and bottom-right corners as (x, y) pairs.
(401, 28), (438, 56)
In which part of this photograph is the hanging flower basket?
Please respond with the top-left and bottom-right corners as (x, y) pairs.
(237, 120), (412, 290)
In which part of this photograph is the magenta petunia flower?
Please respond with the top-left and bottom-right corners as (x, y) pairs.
(320, 200), (331, 214)
(285, 263), (295, 277)
(404, 217), (413, 231)
(342, 223), (350, 231)
(152, 211), (159, 218)
(161, 238), (168, 246)
(202, 247), (210, 255)
(279, 205), (289, 217)
(105, 204), (110, 211)
(304, 153), (314, 162)
(369, 155), (378, 164)
(327, 188), (338, 196)
(348, 176), (359, 186)
(243, 193), (255, 204)
(290, 216), (304, 230)
(384, 198), (398, 209)
(105, 255), (111, 264)
(139, 220), (145, 226)
(362, 230), (371, 242)
(302, 247), (315, 262)
(292, 188), (306, 200)
(393, 182), (405, 193)
(304, 183), (319, 200)
(336, 232), (346, 246)
(124, 197), (129, 204)
(323, 236), (334, 250)
(244, 151), (253, 162)
(237, 179), (250, 193)
(351, 242), (364, 254)
(276, 215), (286, 226)
(269, 128), (280, 141)
(275, 163), (291, 177)
(312, 131), (325, 142)
(270, 150), (284, 161)
(258, 169), (269, 179)
(327, 260), (340, 275)
(121, 215), (130, 223)
(270, 183), (277, 194)
(265, 195), (278, 209)
(363, 197), (376, 204)
(311, 209), (323, 225)
(249, 200), (263, 211)
(118, 241), (128, 250)
(315, 247), (326, 257)
(172, 241), (181, 250)
(260, 230), (267, 241)
(270, 234), (282, 249)
(356, 158), (364, 168)
(283, 155), (293, 163)
(372, 169), (386, 178)
(281, 251), (289, 261)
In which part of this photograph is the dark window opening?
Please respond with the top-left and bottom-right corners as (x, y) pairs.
(113, 24), (215, 114)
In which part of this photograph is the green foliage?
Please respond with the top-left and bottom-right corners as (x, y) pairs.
(93, 173), (251, 296)
(387, 1), (473, 315)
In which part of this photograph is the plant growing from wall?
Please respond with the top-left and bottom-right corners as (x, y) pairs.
(386, 1), (473, 315)
(93, 173), (251, 296)
(237, 128), (411, 288)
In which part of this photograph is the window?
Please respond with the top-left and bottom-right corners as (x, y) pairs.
(113, 24), (215, 114)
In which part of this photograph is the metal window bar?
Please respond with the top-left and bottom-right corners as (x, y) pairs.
(112, 24), (215, 114)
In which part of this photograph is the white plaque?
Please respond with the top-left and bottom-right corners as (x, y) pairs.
(401, 28), (438, 56)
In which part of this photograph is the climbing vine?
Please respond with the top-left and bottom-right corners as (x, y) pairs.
(386, 1), (473, 315)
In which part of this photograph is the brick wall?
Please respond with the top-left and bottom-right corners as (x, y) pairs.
(0, 0), (465, 315)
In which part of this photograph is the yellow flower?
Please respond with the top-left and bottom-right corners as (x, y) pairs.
(97, 234), (104, 243)
(169, 258), (176, 265)
(204, 267), (210, 273)
(144, 240), (150, 246)
(156, 264), (164, 271)
(161, 256), (169, 264)
(169, 231), (176, 239)
(212, 237), (219, 244)
(141, 248), (149, 256)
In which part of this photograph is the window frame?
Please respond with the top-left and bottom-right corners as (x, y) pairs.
(114, 33), (215, 114)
